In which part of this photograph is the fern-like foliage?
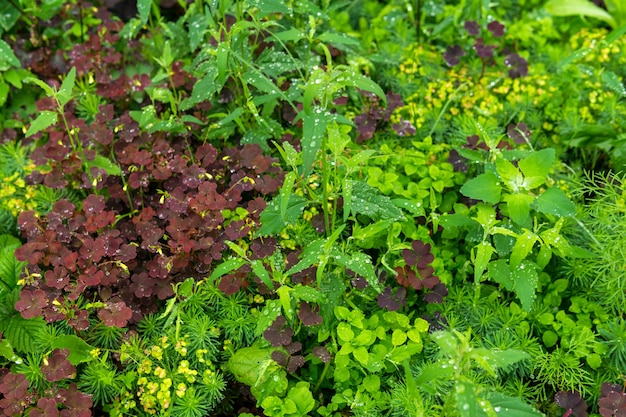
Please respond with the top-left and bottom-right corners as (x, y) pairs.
(0, 140), (30, 176)
(0, 209), (18, 236)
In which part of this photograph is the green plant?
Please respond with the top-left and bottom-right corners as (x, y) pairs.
(545, 0), (626, 29)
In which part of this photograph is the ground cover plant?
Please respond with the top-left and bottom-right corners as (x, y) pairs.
(1, 0), (626, 416)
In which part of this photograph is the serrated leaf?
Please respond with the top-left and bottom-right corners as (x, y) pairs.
(0, 313), (47, 353)
(338, 70), (386, 106)
(186, 67), (221, 109)
(513, 261), (538, 312)
(510, 230), (539, 268)
(0, 339), (22, 364)
(461, 172), (501, 204)
(348, 180), (404, 221)
(188, 13), (208, 51)
(518, 148), (555, 182)
(496, 158), (523, 191)
(487, 259), (514, 290)
(473, 241), (495, 283)
(488, 349), (531, 368)
(51, 335), (96, 365)
(535, 187), (576, 217)
(25, 111), (58, 137)
(300, 108), (331, 178)
(287, 239), (324, 275)
(503, 193), (534, 225)
(137, 0), (152, 24)
(258, 194), (307, 237)
(333, 251), (381, 292)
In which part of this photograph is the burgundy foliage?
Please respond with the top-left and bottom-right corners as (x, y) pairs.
(393, 240), (447, 304)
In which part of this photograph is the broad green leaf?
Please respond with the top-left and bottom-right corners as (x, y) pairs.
(461, 172), (502, 204)
(455, 380), (480, 417)
(256, 299), (282, 336)
(300, 107), (331, 177)
(488, 259), (514, 290)
(186, 66), (221, 109)
(0, 2), (20, 33)
(216, 43), (229, 84)
(3, 68), (23, 88)
(342, 177), (352, 223)
(414, 360), (455, 387)
(337, 322), (354, 342)
(510, 230), (539, 268)
(0, 40), (20, 71)
(518, 148), (555, 183)
(348, 180), (404, 221)
(496, 158), (523, 191)
(243, 70), (280, 95)
(338, 70), (386, 106)
(488, 349), (531, 368)
(0, 313), (47, 353)
(86, 155), (122, 176)
(487, 392), (544, 416)
(286, 239), (324, 275)
(352, 346), (369, 366)
(137, 0), (152, 24)
(258, 194), (307, 237)
(430, 331), (459, 357)
(25, 111), (58, 137)
(503, 193), (535, 225)
(473, 241), (495, 283)
(276, 285), (293, 320)
(535, 187), (576, 217)
(271, 28), (305, 42)
(333, 251), (381, 292)
(51, 335), (96, 365)
(187, 13), (208, 51)
(513, 261), (539, 312)
(57, 67), (76, 107)
(287, 382), (315, 415)
(545, 0), (617, 28)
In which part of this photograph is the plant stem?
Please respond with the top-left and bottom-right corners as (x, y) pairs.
(313, 360), (331, 395)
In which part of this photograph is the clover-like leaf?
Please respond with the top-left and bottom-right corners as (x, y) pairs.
(42, 349), (76, 382)
(15, 289), (48, 319)
(98, 302), (132, 327)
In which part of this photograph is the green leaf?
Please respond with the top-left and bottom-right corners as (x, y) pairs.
(51, 335), (96, 365)
(25, 111), (58, 137)
(545, 0), (617, 28)
(352, 346), (369, 366)
(535, 188), (576, 217)
(0, 2), (20, 33)
(57, 67), (76, 107)
(185, 67), (221, 109)
(338, 69), (386, 106)
(187, 13), (208, 51)
(487, 392), (544, 416)
(0, 339), (22, 364)
(488, 260), (514, 290)
(287, 239), (324, 275)
(455, 380), (480, 417)
(209, 257), (246, 281)
(86, 155), (123, 176)
(348, 180), (404, 221)
(279, 171), (296, 220)
(337, 322), (354, 342)
(513, 261), (539, 312)
(415, 360), (455, 387)
(317, 31), (360, 46)
(460, 172), (502, 204)
(473, 241), (495, 283)
(510, 230), (539, 268)
(0, 82), (8, 107)
(0, 40), (20, 71)
(287, 382), (315, 415)
(488, 349), (531, 368)
(300, 107), (331, 178)
(333, 251), (381, 292)
(518, 148), (555, 184)
(251, 259), (274, 290)
(271, 28), (305, 42)
(503, 193), (535, 225)
(258, 194), (307, 237)
(137, 0), (152, 25)
(496, 159), (523, 191)
(0, 313), (47, 353)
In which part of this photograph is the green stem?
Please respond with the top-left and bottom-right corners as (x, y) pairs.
(427, 82), (467, 138)
(313, 359), (331, 395)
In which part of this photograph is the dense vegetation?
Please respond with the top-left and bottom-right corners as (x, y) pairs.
(1, 0), (626, 416)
